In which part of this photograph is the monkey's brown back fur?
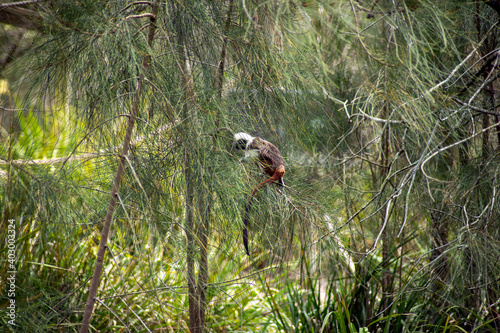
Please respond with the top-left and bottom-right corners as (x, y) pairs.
(249, 138), (285, 178)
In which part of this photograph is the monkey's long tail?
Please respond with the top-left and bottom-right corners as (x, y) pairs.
(243, 165), (285, 256)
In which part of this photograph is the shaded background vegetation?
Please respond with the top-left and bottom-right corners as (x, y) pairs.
(1, 0), (500, 332)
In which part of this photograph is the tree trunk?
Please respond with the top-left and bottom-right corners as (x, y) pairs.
(196, 196), (210, 332)
(175, 13), (209, 330)
(430, 210), (449, 286)
(80, 80), (141, 333)
(79, 4), (158, 331)
(184, 150), (201, 332)
(380, 105), (393, 313)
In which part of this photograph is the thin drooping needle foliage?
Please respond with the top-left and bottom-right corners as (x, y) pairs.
(0, 0), (500, 332)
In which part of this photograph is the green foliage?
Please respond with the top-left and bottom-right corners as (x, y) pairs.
(1, 0), (500, 331)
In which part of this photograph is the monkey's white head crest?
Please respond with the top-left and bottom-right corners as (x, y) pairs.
(234, 132), (255, 149)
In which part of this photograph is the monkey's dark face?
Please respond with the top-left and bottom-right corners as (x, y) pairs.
(233, 132), (255, 152)
(234, 138), (248, 150)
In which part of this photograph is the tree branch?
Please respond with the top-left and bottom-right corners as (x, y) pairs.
(0, 2), (43, 30)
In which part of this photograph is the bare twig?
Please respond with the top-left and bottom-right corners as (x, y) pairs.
(420, 120), (500, 182)
(350, 108), (406, 124)
(126, 13), (155, 20)
(452, 98), (500, 116)
(0, 0), (43, 9)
